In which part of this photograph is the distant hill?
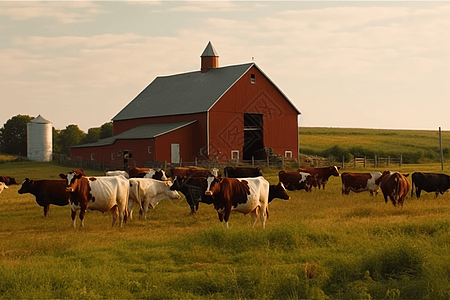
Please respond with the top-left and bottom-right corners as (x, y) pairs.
(299, 127), (449, 164)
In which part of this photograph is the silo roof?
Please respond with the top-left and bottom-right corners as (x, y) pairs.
(30, 115), (52, 124)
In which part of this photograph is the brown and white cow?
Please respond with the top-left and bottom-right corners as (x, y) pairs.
(18, 179), (70, 217)
(128, 178), (180, 220)
(0, 182), (8, 193)
(341, 172), (382, 196)
(297, 166), (340, 189)
(205, 176), (269, 229)
(375, 171), (410, 207)
(278, 170), (317, 192)
(129, 167), (167, 180)
(59, 170), (129, 228)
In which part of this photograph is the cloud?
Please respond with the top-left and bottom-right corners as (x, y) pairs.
(0, 2), (103, 23)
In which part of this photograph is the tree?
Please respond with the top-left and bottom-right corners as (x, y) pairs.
(83, 127), (101, 144)
(100, 122), (113, 139)
(56, 124), (86, 155)
(0, 115), (33, 156)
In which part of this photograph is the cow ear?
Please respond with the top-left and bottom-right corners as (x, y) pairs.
(217, 177), (223, 183)
(76, 173), (83, 179)
(403, 173), (410, 178)
(59, 174), (66, 180)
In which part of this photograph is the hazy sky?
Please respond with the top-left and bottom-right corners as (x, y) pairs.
(1, 1), (449, 132)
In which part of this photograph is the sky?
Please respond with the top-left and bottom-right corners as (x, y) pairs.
(1, 1), (449, 133)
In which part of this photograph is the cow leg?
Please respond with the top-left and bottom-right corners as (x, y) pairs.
(416, 188), (421, 198)
(71, 209), (77, 228)
(111, 205), (119, 227)
(79, 209), (86, 228)
(223, 206), (232, 229)
(43, 204), (50, 217)
(435, 191), (440, 198)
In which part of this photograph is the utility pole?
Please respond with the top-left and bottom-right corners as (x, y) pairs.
(439, 127), (444, 170)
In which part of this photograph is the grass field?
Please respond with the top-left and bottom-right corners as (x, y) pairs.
(299, 127), (450, 164)
(1, 161), (450, 299)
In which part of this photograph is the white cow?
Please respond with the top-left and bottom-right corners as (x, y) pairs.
(0, 182), (8, 193)
(60, 171), (129, 228)
(128, 178), (180, 220)
(105, 170), (130, 179)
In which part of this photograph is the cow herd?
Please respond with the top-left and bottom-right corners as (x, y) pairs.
(2, 166), (449, 229)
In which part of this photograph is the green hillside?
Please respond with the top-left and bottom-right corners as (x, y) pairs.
(299, 127), (450, 164)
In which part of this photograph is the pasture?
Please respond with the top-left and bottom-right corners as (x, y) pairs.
(1, 162), (450, 299)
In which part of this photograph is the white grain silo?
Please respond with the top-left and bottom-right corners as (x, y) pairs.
(27, 115), (53, 162)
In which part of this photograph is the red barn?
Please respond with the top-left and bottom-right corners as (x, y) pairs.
(71, 42), (300, 167)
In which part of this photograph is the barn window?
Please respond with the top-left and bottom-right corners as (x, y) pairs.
(111, 152), (115, 160)
(148, 146), (152, 154)
(90, 153), (94, 161)
(231, 150), (239, 161)
(250, 74), (255, 84)
(285, 151), (292, 158)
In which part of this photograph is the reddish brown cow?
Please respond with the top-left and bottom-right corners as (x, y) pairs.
(129, 167), (150, 178)
(170, 167), (211, 180)
(0, 176), (18, 185)
(297, 166), (340, 189)
(278, 170), (317, 192)
(375, 171), (410, 207)
(18, 179), (70, 217)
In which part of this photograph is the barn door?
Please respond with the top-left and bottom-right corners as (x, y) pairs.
(171, 144), (180, 164)
(243, 113), (264, 160)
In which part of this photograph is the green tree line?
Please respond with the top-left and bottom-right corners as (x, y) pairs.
(0, 114), (113, 157)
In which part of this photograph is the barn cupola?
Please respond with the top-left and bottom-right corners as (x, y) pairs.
(201, 41), (219, 73)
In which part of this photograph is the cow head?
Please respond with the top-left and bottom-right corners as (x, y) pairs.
(18, 178), (33, 194)
(59, 171), (84, 192)
(205, 176), (222, 196)
(170, 176), (184, 191)
(269, 182), (290, 203)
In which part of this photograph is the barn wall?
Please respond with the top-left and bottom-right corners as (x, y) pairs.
(209, 65), (298, 160)
(154, 123), (197, 163)
(71, 139), (156, 169)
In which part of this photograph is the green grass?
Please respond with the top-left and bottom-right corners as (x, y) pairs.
(1, 161), (450, 299)
(299, 127), (450, 163)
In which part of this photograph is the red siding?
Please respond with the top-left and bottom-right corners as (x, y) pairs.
(209, 66), (298, 160)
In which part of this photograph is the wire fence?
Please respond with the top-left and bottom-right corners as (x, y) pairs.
(58, 153), (403, 174)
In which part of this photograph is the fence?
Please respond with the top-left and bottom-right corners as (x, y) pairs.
(341, 155), (403, 169)
(58, 153), (403, 173)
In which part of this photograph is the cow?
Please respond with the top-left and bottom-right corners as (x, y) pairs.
(297, 166), (340, 189)
(278, 170), (317, 192)
(18, 179), (70, 217)
(375, 171), (410, 207)
(0, 182), (8, 193)
(411, 172), (450, 198)
(269, 182), (290, 203)
(223, 166), (263, 178)
(129, 167), (167, 180)
(205, 176), (269, 229)
(170, 176), (213, 214)
(341, 172), (383, 196)
(59, 170), (129, 228)
(0, 176), (18, 186)
(128, 178), (180, 220)
(105, 170), (130, 179)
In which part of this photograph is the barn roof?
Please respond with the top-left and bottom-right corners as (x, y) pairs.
(72, 120), (196, 148)
(112, 62), (300, 122)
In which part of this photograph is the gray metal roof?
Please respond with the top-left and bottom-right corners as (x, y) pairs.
(201, 41), (218, 57)
(112, 63), (255, 121)
(72, 120), (197, 148)
(112, 62), (300, 122)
